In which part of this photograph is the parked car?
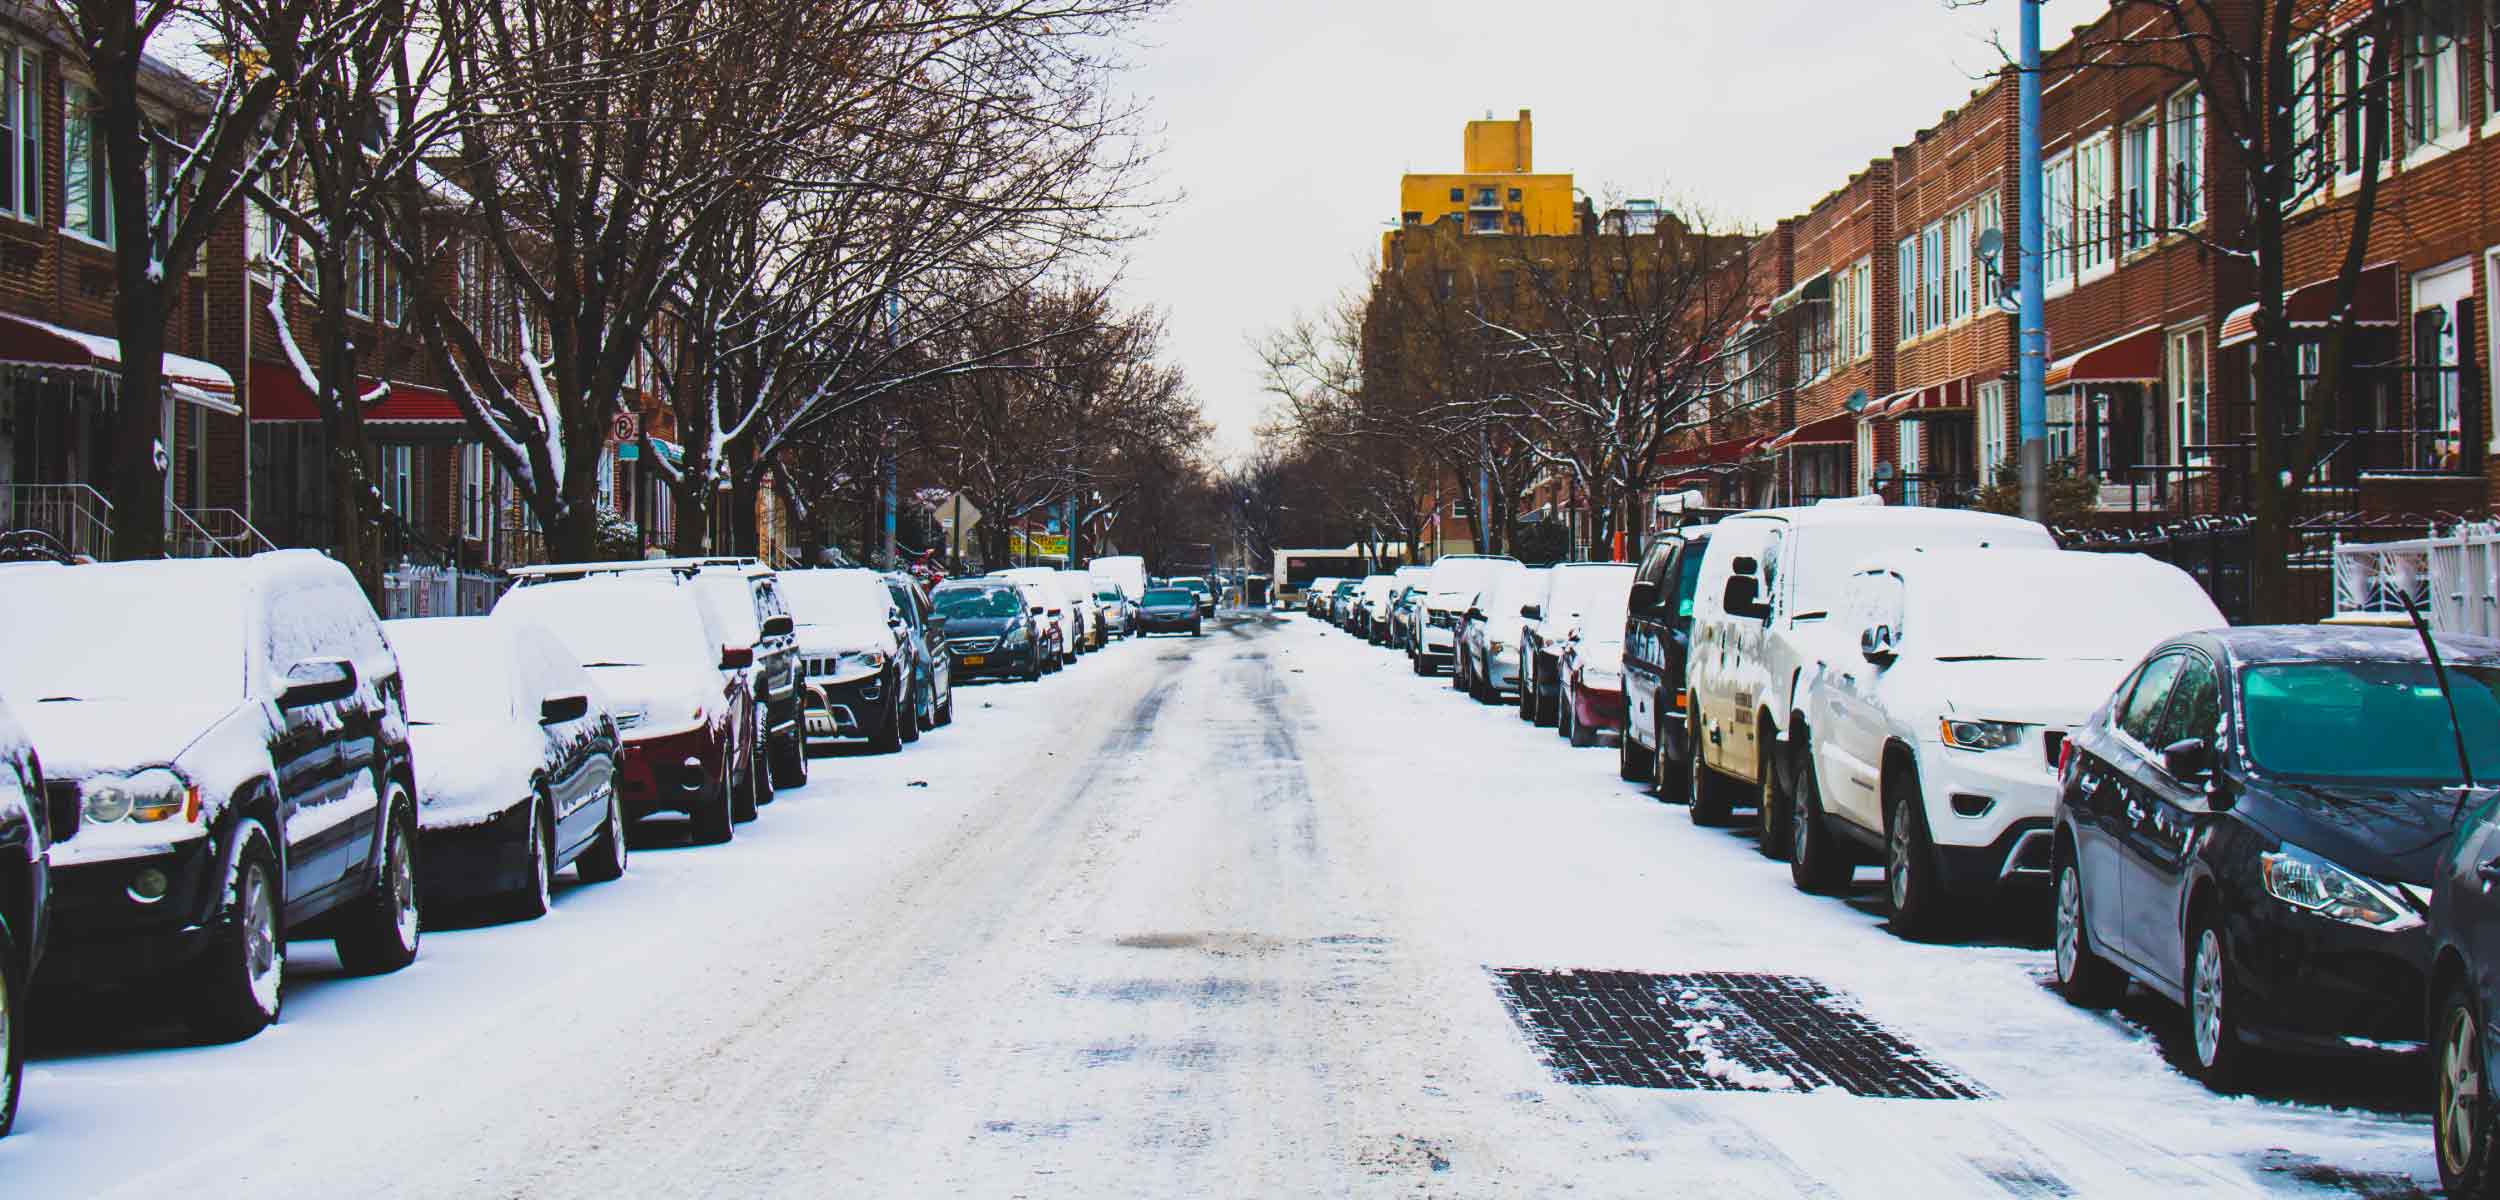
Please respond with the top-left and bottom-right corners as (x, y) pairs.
(1091, 582), (1133, 639)
(993, 568), (1088, 661)
(0, 553), (422, 1043)
(1621, 525), (1713, 789)
(1326, 579), (1360, 627)
(1518, 562), (1638, 728)
(1554, 571), (1638, 748)
(1784, 549), (2224, 938)
(384, 617), (627, 920)
(2052, 625), (2488, 1089)
(882, 570), (955, 735)
(1010, 579), (1069, 670)
(1454, 562), (1538, 703)
(496, 574), (754, 840)
(1173, 575), (1217, 616)
(1305, 577), (1342, 617)
(1136, 586), (1204, 636)
(1088, 555), (1147, 609)
(1388, 585), (1424, 651)
(0, 695), (50, 1137)
(1411, 555), (1523, 675)
(932, 580), (1045, 681)
(1060, 569), (1111, 648)
(1685, 500), (2055, 835)
(780, 568), (919, 753)
(2430, 764), (2500, 1195)
(1352, 574), (1398, 642)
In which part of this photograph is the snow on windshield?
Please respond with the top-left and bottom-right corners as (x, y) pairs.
(1547, 564), (1635, 615)
(934, 586), (1022, 619)
(388, 620), (516, 721)
(1913, 561), (2219, 660)
(1484, 566), (1538, 616)
(494, 580), (713, 670)
(1428, 558), (1510, 603)
(0, 565), (246, 704)
(778, 571), (892, 626)
(689, 575), (760, 644)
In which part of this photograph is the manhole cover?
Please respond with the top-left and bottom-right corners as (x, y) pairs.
(1490, 969), (1988, 1099)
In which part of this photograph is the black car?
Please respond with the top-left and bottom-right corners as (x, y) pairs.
(882, 572), (955, 735)
(2052, 625), (2491, 1089)
(0, 553), (423, 1044)
(1621, 527), (1712, 793)
(0, 695), (51, 1137)
(2431, 783), (2500, 1196)
(1136, 587), (1203, 636)
(932, 581), (1044, 681)
(779, 569), (921, 753)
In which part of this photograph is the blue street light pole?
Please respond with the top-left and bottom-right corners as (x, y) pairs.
(2017, 0), (2048, 522)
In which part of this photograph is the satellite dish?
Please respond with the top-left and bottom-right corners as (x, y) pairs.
(1976, 227), (2004, 265)
(1843, 389), (1871, 414)
(1872, 461), (1898, 483)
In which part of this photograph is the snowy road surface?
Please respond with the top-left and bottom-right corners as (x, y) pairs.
(8, 610), (2442, 1197)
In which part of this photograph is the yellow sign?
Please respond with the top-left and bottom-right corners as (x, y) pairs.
(1011, 531), (1069, 559)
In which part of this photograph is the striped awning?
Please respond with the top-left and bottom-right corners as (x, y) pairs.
(2044, 325), (2162, 390)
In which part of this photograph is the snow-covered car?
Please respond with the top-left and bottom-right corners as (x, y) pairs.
(932, 580), (1046, 681)
(1410, 555), (1522, 675)
(1454, 562), (1537, 703)
(0, 694), (51, 1137)
(1089, 581), (1132, 639)
(0, 553), (423, 1043)
(1555, 572), (1638, 748)
(993, 568), (1088, 660)
(1686, 500), (2056, 840)
(782, 569), (919, 752)
(1518, 562), (1638, 728)
(1353, 574), (1399, 643)
(495, 575), (752, 843)
(1304, 577), (1341, 617)
(384, 617), (628, 920)
(1087, 556), (1146, 611)
(1059, 570), (1110, 648)
(1785, 549), (2224, 933)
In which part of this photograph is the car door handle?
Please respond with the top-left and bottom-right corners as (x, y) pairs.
(2126, 798), (2150, 825)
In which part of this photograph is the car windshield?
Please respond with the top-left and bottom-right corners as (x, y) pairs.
(1548, 564), (1636, 615)
(1178, 578), (1210, 594)
(2242, 661), (2500, 782)
(777, 571), (893, 627)
(1143, 588), (1194, 606)
(497, 582), (714, 671)
(689, 575), (760, 644)
(1917, 563), (2217, 660)
(934, 587), (1022, 619)
(391, 622), (515, 721)
(1428, 558), (1513, 603)
(0, 567), (247, 704)
(1482, 567), (1537, 618)
(1095, 588), (1121, 602)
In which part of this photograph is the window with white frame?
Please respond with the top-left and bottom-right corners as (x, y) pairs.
(2290, 37), (2325, 196)
(1853, 261), (1874, 358)
(0, 45), (37, 222)
(1855, 419), (1876, 494)
(2121, 116), (2155, 250)
(62, 83), (111, 245)
(1897, 419), (1923, 505)
(346, 233), (375, 317)
(1949, 208), (1972, 322)
(1896, 236), (1916, 341)
(1977, 381), (2008, 485)
(1975, 190), (2003, 307)
(2076, 132), (2112, 278)
(379, 444), (414, 520)
(2407, 9), (2464, 151)
(2044, 151), (2073, 288)
(2339, 34), (2389, 179)
(2167, 327), (2208, 465)
(1921, 222), (1944, 333)
(1831, 269), (1856, 370)
(460, 443), (487, 539)
(2046, 391), (2079, 464)
(2166, 88), (2205, 227)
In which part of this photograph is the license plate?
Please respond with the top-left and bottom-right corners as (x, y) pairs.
(963, 655), (987, 666)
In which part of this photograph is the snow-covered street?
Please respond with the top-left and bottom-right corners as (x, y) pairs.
(3, 609), (2446, 1197)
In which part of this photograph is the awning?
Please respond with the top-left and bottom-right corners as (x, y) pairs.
(0, 313), (237, 414)
(1767, 412), (1859, 450)
(2218, 262), (2400, 347)
(1657, 435), (1764, 469)
(1886, 377), (1974, 418)
(1769, 270), (1832, 317)
(247, 361), (463, 423)
(2044, 324), (2162, 390)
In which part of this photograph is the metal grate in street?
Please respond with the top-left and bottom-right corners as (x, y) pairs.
(1490, 968), (1990, 1100)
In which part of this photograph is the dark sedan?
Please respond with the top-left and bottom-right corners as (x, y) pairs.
(932, 581), (1044, 681)
(1136, 587), (1203, 636)
(2052, 625), (2495, 1090)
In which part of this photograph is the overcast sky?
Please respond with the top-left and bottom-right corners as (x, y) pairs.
(1115, 0), (2094, 461)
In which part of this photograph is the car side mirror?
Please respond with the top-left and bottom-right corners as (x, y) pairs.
(278, 657), (357, 708)
(1032, 605), (1047, 616)
(1731, 555), (1759, 576)
(720, 645), (754, 670)
(1860, 626), (1896, 665)
(1521, 603), (1543, 621)
(540, 691), (590, 725)
(1723, 575), (1769, 620)
(759, 614), (794, 639)
(2162, 736), (2213, 781)
(1466, 606), (1484, 621)
(927, 615), (948, 635)
(1628, 580), (1659, 613)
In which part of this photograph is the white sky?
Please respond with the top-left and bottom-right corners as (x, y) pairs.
(1116, 0), (2095, 460)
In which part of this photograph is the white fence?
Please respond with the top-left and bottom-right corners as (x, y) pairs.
(2332, 523), (2500, 636)
(381, 564), (505, 619)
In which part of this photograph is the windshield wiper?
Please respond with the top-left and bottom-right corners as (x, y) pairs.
(1791, 611), (1829, 621)
(1933, 655), (2037, 662)
(35, 695), (81, 702)
(582, 661), (642, 669)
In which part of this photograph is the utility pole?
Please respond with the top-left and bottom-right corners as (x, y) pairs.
(2017, 0), (2048, 523)
(880, 291), (901, 566)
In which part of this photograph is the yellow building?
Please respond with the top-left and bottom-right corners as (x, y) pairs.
(1393, 110), (1576, 240)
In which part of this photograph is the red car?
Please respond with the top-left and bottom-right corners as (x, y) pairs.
(1556, 594), (1633, 750)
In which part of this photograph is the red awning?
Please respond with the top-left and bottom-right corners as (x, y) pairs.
(1882, 377), (1974, 418)
(0, 313), (238, 413)
(1656, 435), (1763, 469)
(2044, 324), (2162, 390)
(2218, 262), (2400, 348)
(248, 361), (464, 423)
(1768, 412), (1859, 450)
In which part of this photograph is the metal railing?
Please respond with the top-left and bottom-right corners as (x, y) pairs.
(2332, 523), (2500, 637)
(1, 483), (114, 560)
(381, 563), (506, 618)
(168, 506), (277, 558)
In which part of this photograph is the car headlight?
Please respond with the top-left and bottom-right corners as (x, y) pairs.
(83, 768), (196, 825)
(840, 650), (888, 674)
(1940, 718), (2026, 751)
(2260, 843), (2422, 931)
(1001, 625), (1030, 648)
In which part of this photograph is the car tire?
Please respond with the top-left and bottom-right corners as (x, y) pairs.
(576, 793), (629, 884)
(1566, 688), (1596, 747)
(1532, 666), (1559, 728)
(1652, 714), (1688, 803)
(691, 771), (735, 845)
(1411, 649), (1430, 676)
(731, 748), (761, 825)
(336, 797), (421, 976)
(900, 682), (923, 744)
(2187, 912), (2255, 1090)
(1754, 747), (1788, 861)
(499, 795), (556, 922)
(769, 723), (809, 789)
(936, 692), (954, 727)
(1025, 652), (1043, 681)
(1192, 623), (1203, 637)
(1517, 661), (1536, 722)
(870, 678), (907, 754)
(2052, 856), (2125, 1008)
(0, 919), (19, 1138)
(1451, 652), (1468, 692)
(741, 708), (769, 813)
(1689, 745), (1732, 826)
(1886, 783), (1949, 940)
(1788, 757), (1851, 895)
(188, 819), (284, 1042)
(2439, 981), (2500, 1198)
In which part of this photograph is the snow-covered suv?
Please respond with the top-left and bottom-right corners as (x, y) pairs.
(1784, 549), (2223, 936)
(1518, 561), (1637, 727)
(1410, 554), (1521, 674)
(0, 553), (423, 1043)
(1684, 500), (2056, 841)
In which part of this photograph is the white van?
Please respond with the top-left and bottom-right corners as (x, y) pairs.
(1683, 500), (2055, 839)
(1087, 556), (1146, 605)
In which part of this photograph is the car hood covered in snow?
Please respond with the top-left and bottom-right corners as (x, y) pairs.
(1906, 657), (2138, 728)
(16, 698), (240, 781)
(798, 621), (898, 657)
(586, 663), (721, 724)
(409, 721), (538, 829)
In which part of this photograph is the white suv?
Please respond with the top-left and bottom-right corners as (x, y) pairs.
(1684, 500), (2055, 844)
(1785, 548), (2223, 937)
(1409, 554), (1521, 675)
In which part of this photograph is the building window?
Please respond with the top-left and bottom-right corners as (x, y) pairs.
(460, 443), (488, 539)
(1948, 208), (1972, 323)
(596, 445), (616, 511)
(379, 444), (414, 519)
(2406, 10), (2464, 151)
(1975, 190), (2003, 308)
(1897, 419), (1923, 506)
(1830, 268), (1854, 369)
(2043, 151), (2073, 288)
(1856, 418), (1876, 494)
(1920, 222), (1945, 333)
(2289, 38), (2325, 197)
(1506, 187), (1521, 202)
(1468, 210), (1499, 233)
(2075, 132), (2112, 278)
(346, 233), (375, 317)
(2120, 116), (2155, 250)
(2166, 88), (2205, 228)
(2167, 327), (2208, 466)
(63, 83), (111, 246)
(1852, 261), (1873, 359)
(0, 46), (37, 222)
(1447, 187), (1462, 203)
(2339, 34), (2389, 179)
(1977, 381), (2008, 485)
(1896, 236), (1916, 339)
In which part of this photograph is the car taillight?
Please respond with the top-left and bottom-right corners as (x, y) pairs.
(2056, 736), (2077, 782)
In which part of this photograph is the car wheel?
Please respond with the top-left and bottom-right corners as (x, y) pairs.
(769, 722), (810, 789)
(1788, 756), (1851, 894)
(2440, 982), (2500, 1198)
(1517, 662), (1536, 722)
(2052, 855), (2125, 1007)
(189, 819), (283, 1042)
(1754, 747), (1788, 861)
(731, 744), (761, 825)
(691, 770), (735, 845)
(1689, 743), (1732, 826)
(1886, 783), (1949, 940)
(741, 707), (770, 812)
(1025, 652), (1043, 681)
(1411, 648), (1430, 676)
(936, 691), (955, 727)
(2188, 913), (2255, 1090)
(1619, 717), (1653, 782)
(501, 795), (555, 922)
(576, 792), (629, 884)
(0, 919), (18, 1138)
(336, 797), (421, 976)
(1652, 714), (1688, 803)
(899, 680), (924, 744)
(1567, 688), (1596, 747)
(871, 681), (907, 754)
(1452, 651), (1469, 692)
(1191, 623), (1203, 636)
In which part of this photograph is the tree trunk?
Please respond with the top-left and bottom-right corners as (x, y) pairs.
(107, 287), (169, 560)
(669, 466), (709, 557)
(727, 442), (760, 557)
